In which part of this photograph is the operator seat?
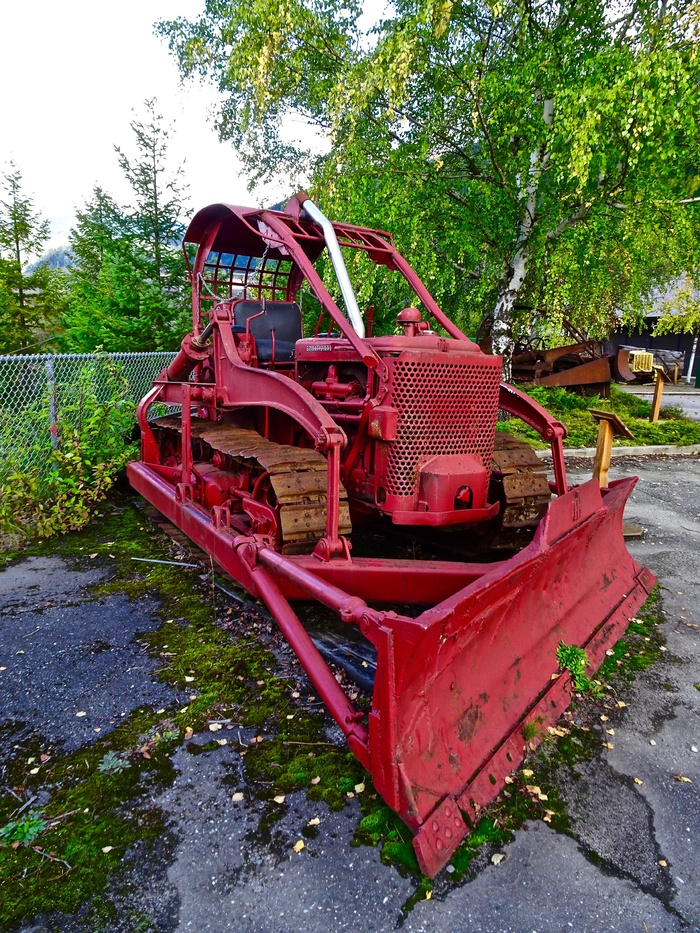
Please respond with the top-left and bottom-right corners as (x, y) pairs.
(232, 300), (303, 363)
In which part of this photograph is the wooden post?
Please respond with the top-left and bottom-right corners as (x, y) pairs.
(588, 409), (634, 488)
(649, 366), (671, 423)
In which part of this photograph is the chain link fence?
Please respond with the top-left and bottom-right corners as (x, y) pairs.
(0, 352), (175, 481)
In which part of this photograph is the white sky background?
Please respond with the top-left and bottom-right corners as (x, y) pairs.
(0, 0), (330, 248)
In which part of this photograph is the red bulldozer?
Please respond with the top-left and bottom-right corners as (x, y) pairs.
(129, 193), (655, 876)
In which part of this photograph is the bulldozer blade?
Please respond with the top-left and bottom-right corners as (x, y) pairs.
(366, 477), (655, 877)
(130, 461), (654, 878)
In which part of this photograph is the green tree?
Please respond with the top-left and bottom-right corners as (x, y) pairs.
(62, 101), (191, 352)
(160, 0), (700, 371)
(0, 164), (64, 353)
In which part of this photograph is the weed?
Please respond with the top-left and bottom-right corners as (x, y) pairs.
(98, 751), (132, 774)
(0, 811), (47, 847)
(557, 642), (595, 693)
(522, 721), (540, 741)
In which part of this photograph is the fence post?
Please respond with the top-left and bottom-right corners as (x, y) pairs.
(45, 356), (59, 450)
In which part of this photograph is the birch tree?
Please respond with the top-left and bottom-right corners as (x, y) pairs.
(160, 0), (700, 373)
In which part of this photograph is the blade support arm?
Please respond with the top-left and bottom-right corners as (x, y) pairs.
(498, 383), (568, 495)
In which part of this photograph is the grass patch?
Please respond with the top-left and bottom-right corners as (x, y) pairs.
(504, 384), (700, 449)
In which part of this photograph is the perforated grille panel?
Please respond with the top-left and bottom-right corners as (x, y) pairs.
(384, 357), (502, 497)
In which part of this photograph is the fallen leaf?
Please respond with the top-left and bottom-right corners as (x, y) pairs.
(674, 774), (692, 784)
(29, 767), (40, 775)
(102, 846), (114, 853)
(504, 776), (514, 784)
(659, 859), (668, 867)
(521, 769), (533, 778)
(617, 701), (627, 709)
(547, 726), (567, 737)
(634, 777), (643, 785)
(140, 746), (151, 759)
(209, 723), (223, 732)
(76, 711), (87, 718)
(307, 817), (320, 826)
(600, 715), (609, 722)
(40, 754), (50, 763)
(231, 792), (245, 802)
(184, 676), (194, 683)
(216, 738), (227, 746)
(184, 727), (194, 740)
(257, 680), (265, 686)
(273, 795), (286, 804)
(525, 784), (541, 795)
(491, 853), (506, 865)
(256, 736), (264, 743)
(538, 793), (548, 801)
(89, 553), (97, 559)
(293, 839), (305, 853)
(310, 776), (321, 785)
(354, 783), (365, 794)
(27, 757), (35, 764)
(550, 672), (560, 680)
(606, 728), (615, 736)
(602, 742), (614, 749)
(286, 715), (294, 720)
(543, 810), (555, 823)
(291, 691), (300, 698)
(424, 890), (432, 900)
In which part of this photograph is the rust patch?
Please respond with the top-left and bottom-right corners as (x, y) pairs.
(458, 703), (483, 743)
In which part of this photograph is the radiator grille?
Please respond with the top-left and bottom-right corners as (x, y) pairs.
(384, 358), (502, 497)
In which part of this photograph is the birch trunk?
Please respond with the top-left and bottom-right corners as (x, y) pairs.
(491, 98), (553, 382)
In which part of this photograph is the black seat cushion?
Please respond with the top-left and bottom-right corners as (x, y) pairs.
(232, 301), (302, 363)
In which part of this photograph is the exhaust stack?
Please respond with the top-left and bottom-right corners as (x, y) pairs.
(302, 198), (365, 338)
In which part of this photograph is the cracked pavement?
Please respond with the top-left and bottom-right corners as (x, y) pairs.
(4, 454), (700, 932)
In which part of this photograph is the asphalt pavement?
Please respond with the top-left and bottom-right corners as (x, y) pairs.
(3, 454), (700, 933)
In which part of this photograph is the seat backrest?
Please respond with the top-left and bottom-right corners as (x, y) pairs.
(233, 300), (303, 344)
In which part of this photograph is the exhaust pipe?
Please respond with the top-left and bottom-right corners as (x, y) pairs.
(302, 199), (365, 338)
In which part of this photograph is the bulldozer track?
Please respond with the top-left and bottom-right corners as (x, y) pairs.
(490, 431), (552, 550)
(152, 416), (352, 553)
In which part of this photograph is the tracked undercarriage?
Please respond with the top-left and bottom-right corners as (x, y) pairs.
(152, 415), (351, 552)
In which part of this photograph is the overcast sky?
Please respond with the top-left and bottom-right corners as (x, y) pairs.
(0, 0), (319, 247)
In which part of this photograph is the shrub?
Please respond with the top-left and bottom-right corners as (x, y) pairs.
(0, 359), (136, 543)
